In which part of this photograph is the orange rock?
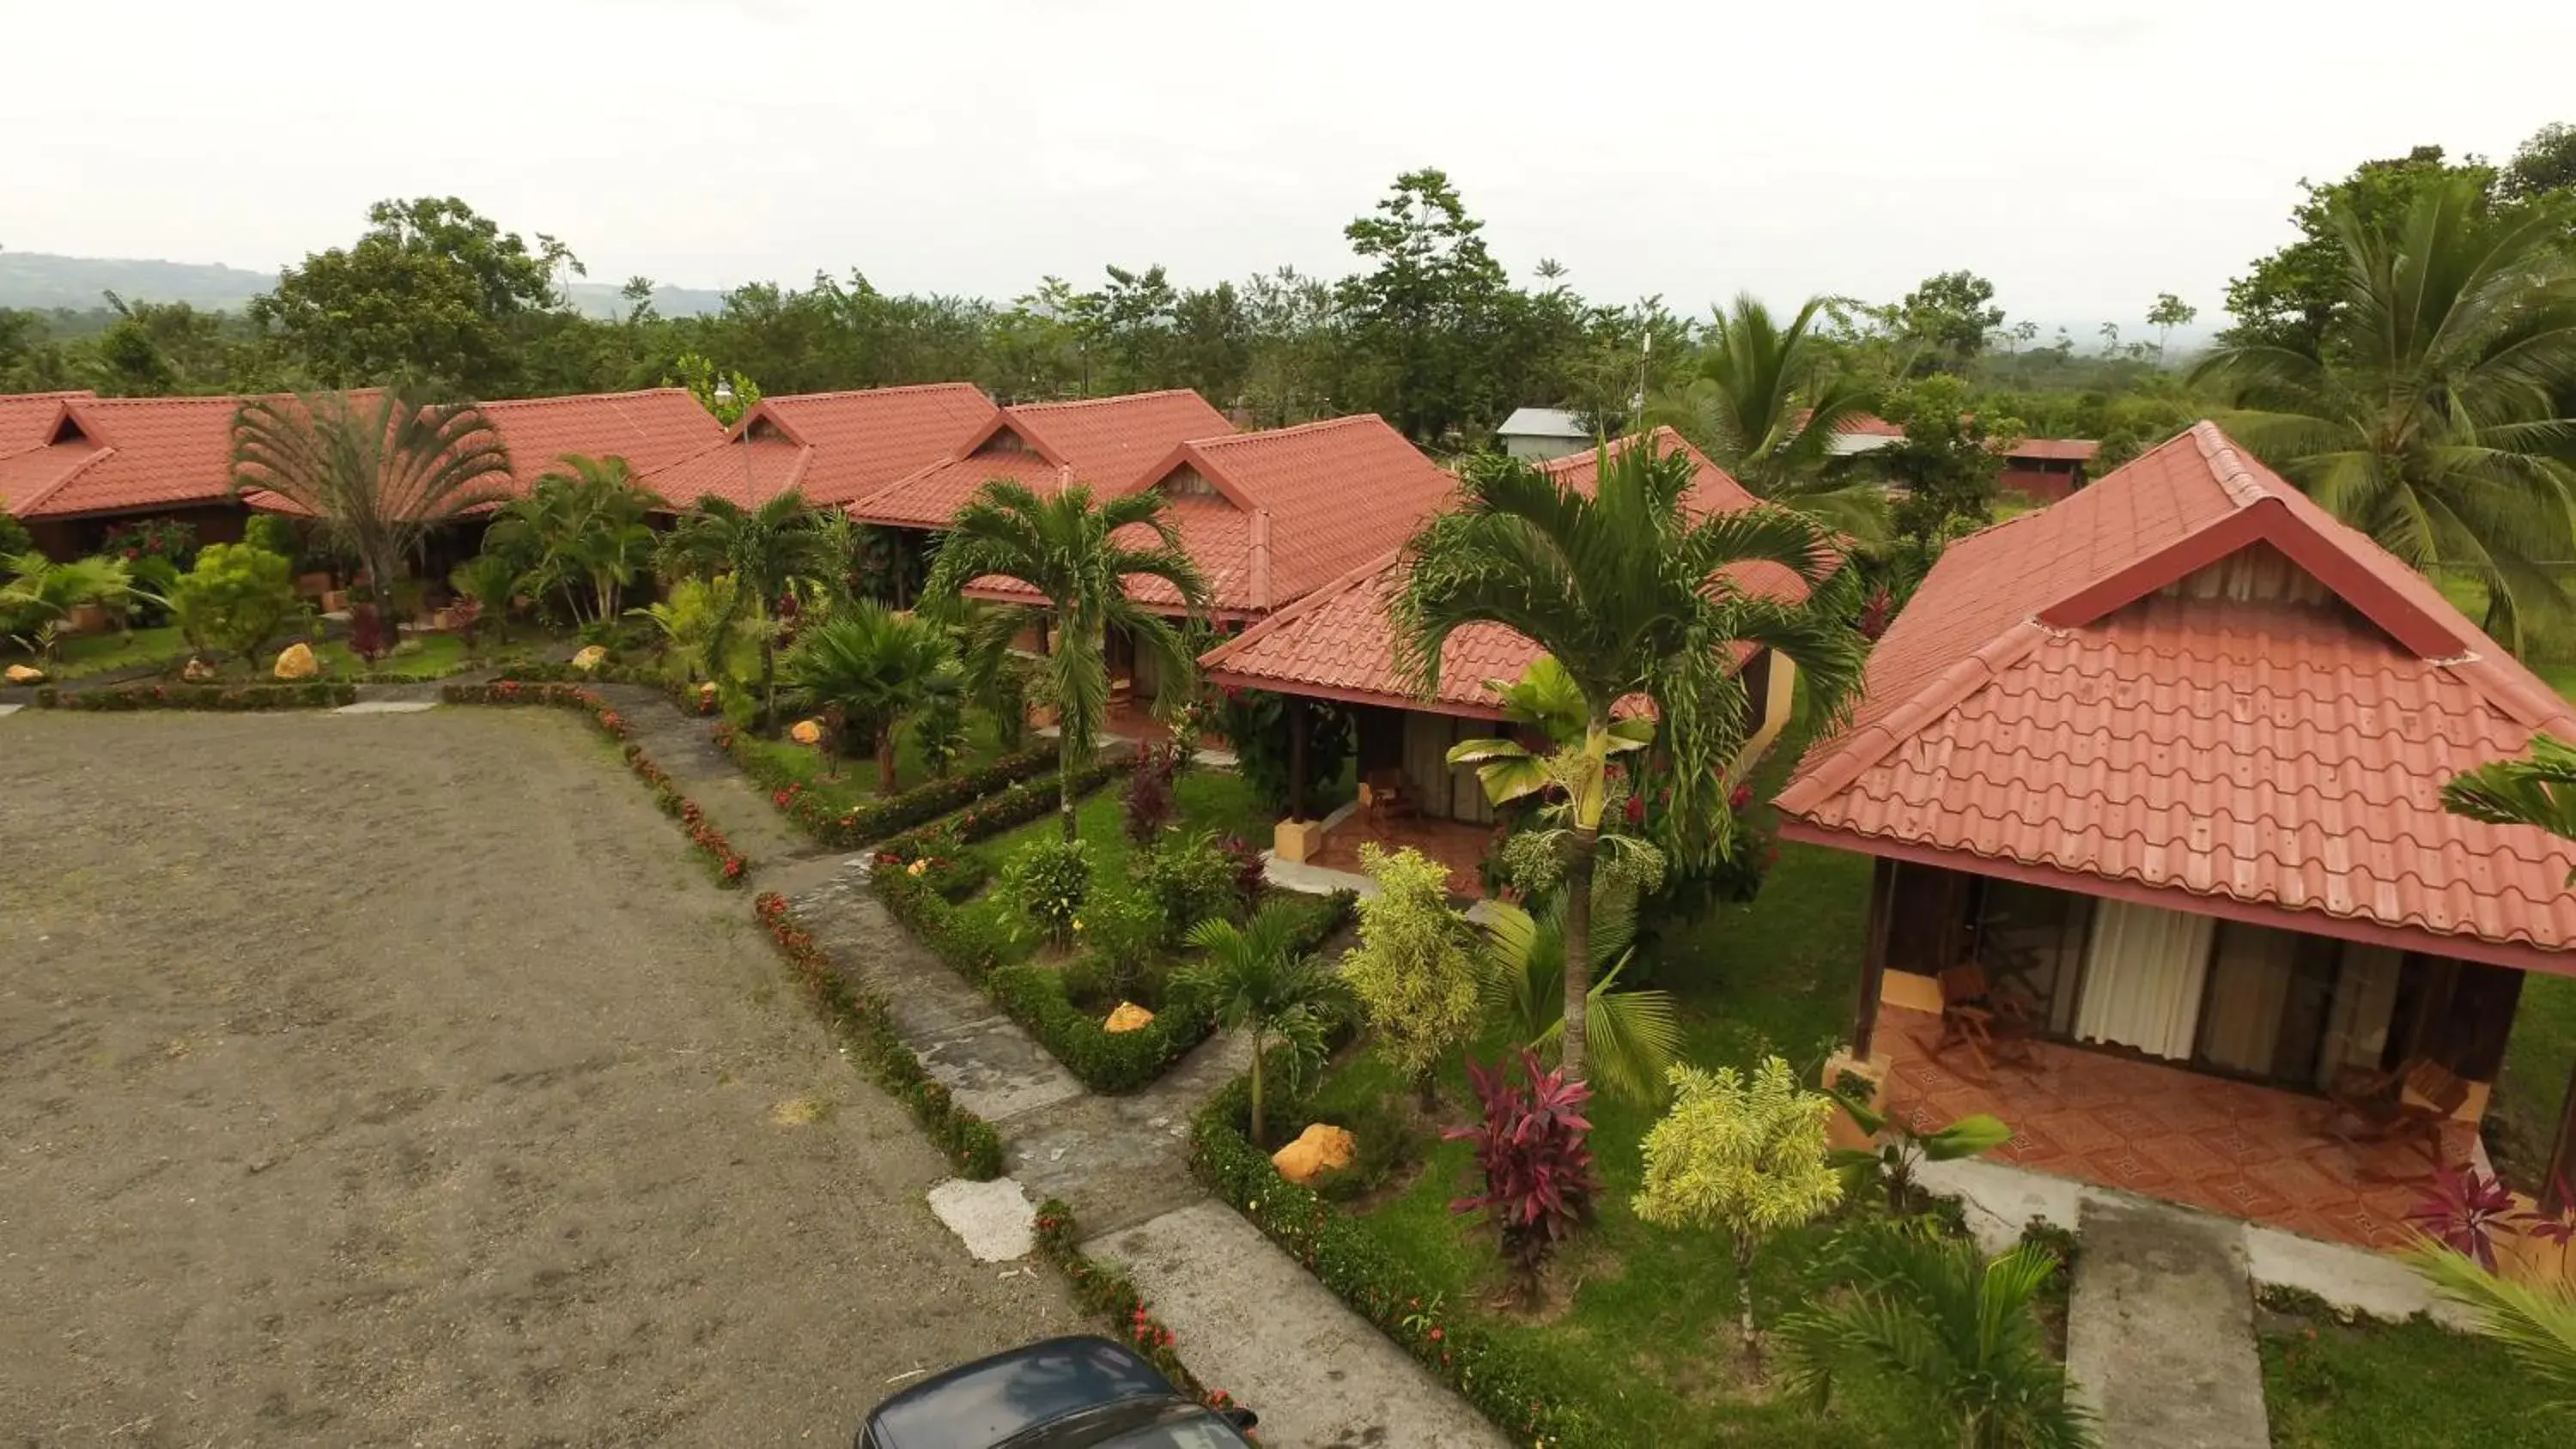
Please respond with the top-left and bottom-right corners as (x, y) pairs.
(1270, 1123), (1357, 1185)
(1103, 1001), (1155, 1034)
(4, 664), (43, 685)
(790, 718), (825, 746)
(271, 643), (318, 680)
(570, 645), (608, 671)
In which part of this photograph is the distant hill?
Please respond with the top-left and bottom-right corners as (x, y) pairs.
(0, 251), (729, 319)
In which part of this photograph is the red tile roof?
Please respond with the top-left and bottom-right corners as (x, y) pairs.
(11, 388), (721, 521)
(1776, 421), (2576, 973)
(850, 390), (1231, 529)
(2006, 438), (2100, 463)
(1835, 413), (1905, 438)
(638, 383), (997, 511)
(1200, 428), (1814, 713)
(0, 391), (94, 462)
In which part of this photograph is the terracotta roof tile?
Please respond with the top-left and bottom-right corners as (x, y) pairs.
(851, 389), (1230, 528)
(2008, 438), (2100, 463)
(637, 383), (996, 511)
(1777, 421), (2576, 968)
(0, 391), (94, 462)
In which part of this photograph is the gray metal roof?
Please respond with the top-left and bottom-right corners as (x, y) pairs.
(1497, 406), (1588, 439)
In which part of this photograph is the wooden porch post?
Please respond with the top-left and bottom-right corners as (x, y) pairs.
(1286, 694), (1309, 823)
(1852, 856), (1896, 1058)
(2548, 1062), (2576, 1217)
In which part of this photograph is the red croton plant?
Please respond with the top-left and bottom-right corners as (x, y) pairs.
(2407, 1162), (2576, 1271)
(1446, 1048), (1600, 1303)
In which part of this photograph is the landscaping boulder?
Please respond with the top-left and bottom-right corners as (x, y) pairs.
(181, 657), (218, 683)
(272, 643), (319, 680)
(570, 645), (608, 672)
(1103, 1001), (1155, 1034)
(3, 664), (43, 685)
(1270, 1123), (1356, 1185)
(790, 718), (825, 746)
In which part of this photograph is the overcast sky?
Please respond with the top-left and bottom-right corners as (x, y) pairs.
(8, 0), (2571, 330)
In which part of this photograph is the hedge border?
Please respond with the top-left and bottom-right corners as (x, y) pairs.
(715, 721), (1058, 848)
(752, 892), (1005, 1178)
(1189, 1080), (1608, 1449)
(32, 682), (358, 711)
(1032, 1197), (1249, 1418)
(440, 681), (749, 887)
(493, 661), (709, 716)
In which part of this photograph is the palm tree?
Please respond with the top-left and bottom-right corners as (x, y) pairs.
(1646, 294), (1887, 537)
(923, 480), (1209, 841)
(0, 552), (133, 662)
(657, 490), (836, 727)
(919, 593), (1041, 752)
(782, 603), (958, 792)
(485, 453), (658, 625)
(1478, 885), (1682, 1104)
(1394, 439), (1864, 1082)
(1176, 900), (1346, 1148)
(232, 390), (512, 630)
(1778, 1224), (2095, 1449)
(447, 553), (519, 653)
(2412, 1246), (2576, 1415)
(2195, 174), (2576, 652)
(2443, 734), (2576, 874)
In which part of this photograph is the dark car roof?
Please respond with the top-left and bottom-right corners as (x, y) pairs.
(864, 1336), (1181, 1449)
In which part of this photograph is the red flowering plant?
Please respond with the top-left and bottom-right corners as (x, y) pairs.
(2407, 1163), (2567, 1271)
(1445, 1048), (1600, 1307)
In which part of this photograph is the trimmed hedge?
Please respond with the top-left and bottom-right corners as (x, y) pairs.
(754, 893), (1005, 1178)
(442, 681), (750, 886)
(494, 662), (711, 714)
(1190, 1076), (1608, 1449)
(716, 722), (1059, 848)
(1032, 1197), (1249, 1418)
(34, 682), (357, 711)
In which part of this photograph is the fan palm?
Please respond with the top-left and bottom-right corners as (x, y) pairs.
(1176, 900), (1346, 1148)
(923, 480), (1209, 841)
(2412, 1246), (2576, 1415)
(2195, 174), (2576, 652)
(1778, 1222), (2096, 1449)
(2443, 734), (2576, 879)
(1646, 294), (1888, 538)
(231, 390), (512, 626)
(781, 603), (958, 792)
(657, 490), (836, 726)
(447, 552), (519, 652)
(1394, 438), (1865, 1082)
(1477, 885), (1682, 1104)
(485, 453), (658, 625)
(0, 552), (133, 661)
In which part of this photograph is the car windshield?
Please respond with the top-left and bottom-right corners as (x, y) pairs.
(1090, 1416), (1251, 1449)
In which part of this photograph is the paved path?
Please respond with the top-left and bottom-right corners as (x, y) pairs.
(2066, 1196), (2269, 1449)
(593, 683), (820, 870)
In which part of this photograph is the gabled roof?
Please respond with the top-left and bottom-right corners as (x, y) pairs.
(0, 391), (95, 461)
(1498, 406), (1588, 440)
(849, 390), (1232, 529)
(2005, 438), (2100, 464)
(638, 383), (997, 510)
(1776, 421), (2576, 973)
(12, 388), (722, 522)
(1200, 427), (1815, 713)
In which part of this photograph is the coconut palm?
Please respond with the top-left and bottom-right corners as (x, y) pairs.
(2442, 733), (2576, 873)
(657, 490), (836, 727)
(920, 594), (1041, 752)
(231, 390), (512, 630)
(484, 453), (659, 625)
(1647, 294), (1889, 537)
(1477, 885), (1682, 1104)
(923, 480), (1209, 840)
(1778, 1222), (2096, 1449)
(2195, 174), (2576, 652)
(1176, 900), (1346, 1148)
(2412, 1246), (2576, 1414)
(1394, 438), (1864, 1082)
(781, 603), (958, 792)
(0, 552), (133, 661)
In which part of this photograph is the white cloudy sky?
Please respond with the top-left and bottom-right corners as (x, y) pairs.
(8, 0), (2571, 330)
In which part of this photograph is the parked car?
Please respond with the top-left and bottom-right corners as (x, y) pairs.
(856, 1336), (1260, 1449)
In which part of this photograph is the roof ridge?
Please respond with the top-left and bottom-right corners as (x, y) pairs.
(1010, 388), (1205, 415)
(15, 443), (119, 516)
(768, 381), (987, 403)
(1194, 414), (1382, 446)
(2189, 420), (2272, 509)
(1200, 547), (1404, 672)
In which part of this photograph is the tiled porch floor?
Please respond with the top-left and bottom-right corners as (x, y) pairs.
(1876, 1006), (2470, 1250)
(1309, 813), (1496, 898)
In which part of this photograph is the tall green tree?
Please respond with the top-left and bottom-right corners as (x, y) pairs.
(1339, 168), (1515, 443)
(1176, 900), (1346, 1149)
(657, 491), (837, 725)
(2196, 173), (2576, 652)
(2220, 145), (2492, 355)
(1337, 844), (1482, 1106)
(230, 390), (513, 626)
(782, 603), (958, 792)
(1393, 440), (1865, 1082)
(922, 481), (1208, 840)
(1879, 374), (2024, 543)
(2146, 293), (2198, 362)
(1649, 294), (1886, 537)
(1899, 270), (2005, 373)
(249, 197), (579, 397)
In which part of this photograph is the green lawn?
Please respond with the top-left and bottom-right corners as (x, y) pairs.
(738, 712), (1014, 815)
(2260, 1302), (2562, 1449)
(17, 624), (191, 679)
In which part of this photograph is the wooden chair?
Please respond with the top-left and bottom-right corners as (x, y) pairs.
(2319, 1057), (2468, 1173)
(1928, 962), (2038, 1076)
(1362, 769), (1416, 834)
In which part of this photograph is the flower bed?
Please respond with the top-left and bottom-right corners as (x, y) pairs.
(1189, 1076), (1608, 1449)
(753, 892), (1005, 1178)
(716, 722), (1058, 848)
(33, 682), (358, 710)
(441, 681), (750, 887)
(493, 662), (708, 713)
(1032, 1197), (1248, 1418)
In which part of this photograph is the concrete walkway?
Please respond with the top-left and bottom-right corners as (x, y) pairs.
(2066, 1196), (2269, 1449)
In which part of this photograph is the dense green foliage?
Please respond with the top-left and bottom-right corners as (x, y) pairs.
(167, 543), (296, 660)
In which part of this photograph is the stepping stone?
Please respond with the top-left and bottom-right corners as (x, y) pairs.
(334, 700), (439, 715)
(927, 1177), (1036, 1262)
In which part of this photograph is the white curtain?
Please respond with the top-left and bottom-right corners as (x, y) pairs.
(2317, 943), (2404, 1088)
(2075, 899), (2217, 1060)
(2198, 924), (2301, 1076)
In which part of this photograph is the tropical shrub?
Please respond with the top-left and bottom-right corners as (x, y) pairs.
(1446, 1049), (1600, 1304)
(1, 552), (133, 659)
(914, 691), (971, 779)
(100, 516), (198, 572)
(1124, 755), (1178, 845)
(1066, 888), (1165, 1004)
(1828, 1084), (2014, 1216)
(1218, 834), (1267, 914)
(781, 603), (957, 792)
(1478, 884), (1681, 1104)
(168, 543), (297, 662)
(0, 509), (32, 562)
(242, 512), (302, 566)
(1137, 832), (1239, 947)
(1218, 687), (1354, 817)
(1632, 1056), (1844, 1360)
(1340, 845), (1480, 1103)
(1176, 901), (1347, 1147)
(484, 453), (659, 626)
(2411, 1246), (2576, 1413)
(999, 837), (1093, 950)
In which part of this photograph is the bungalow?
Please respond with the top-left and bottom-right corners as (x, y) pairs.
(1997, 437), (2099, 503)
(1778, 421), (2576, 1246)
(634, 382), (998, 512)
(1199, 427), (1811, 892)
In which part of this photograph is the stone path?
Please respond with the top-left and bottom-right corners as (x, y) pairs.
(592, 682), (821, 869)
(2066, 1196), (2269, 1449)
